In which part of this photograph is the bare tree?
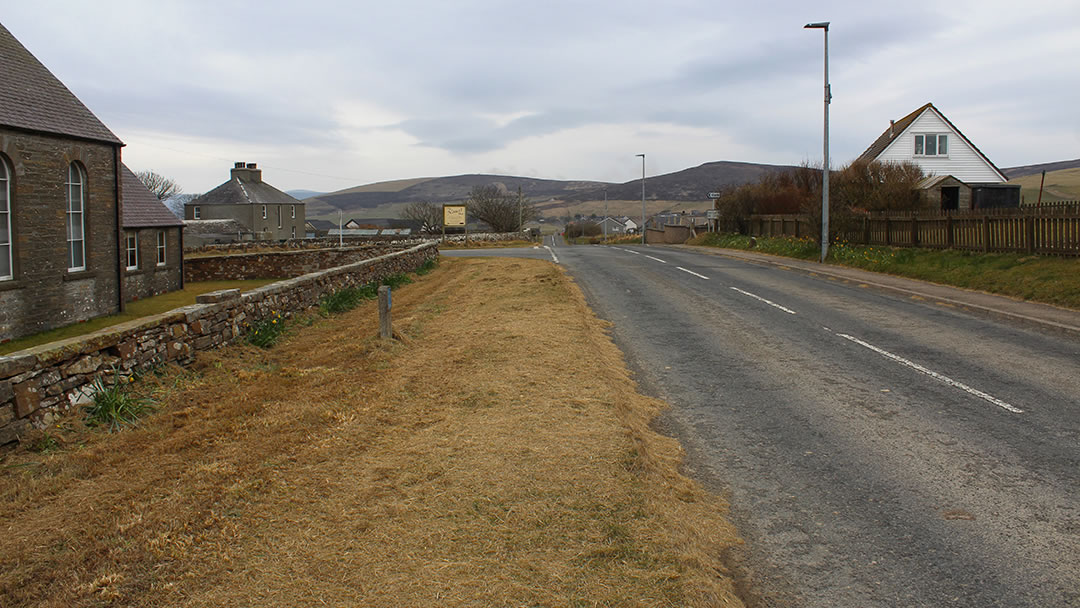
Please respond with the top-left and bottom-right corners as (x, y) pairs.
(400, 200), (443, 234)
(466, 185), (537, 232)
(135, 170), (183, 201)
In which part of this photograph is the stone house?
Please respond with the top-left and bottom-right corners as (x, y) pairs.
(120, 164), (184, 301)
(0, 22), (125, 343)
(185, 162), (305, 240)
(856, 102), (1019, 209)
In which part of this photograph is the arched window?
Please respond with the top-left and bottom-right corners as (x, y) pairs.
(66, 163), (86, 271)
(0, 156), (12, 280)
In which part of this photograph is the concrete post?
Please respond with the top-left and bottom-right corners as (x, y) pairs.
(378, 285), (392, 340)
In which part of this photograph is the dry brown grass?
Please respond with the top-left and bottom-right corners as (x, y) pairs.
(0, 258), (743, 607)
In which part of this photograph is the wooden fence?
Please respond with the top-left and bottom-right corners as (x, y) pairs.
(736, 208), (1080, 256)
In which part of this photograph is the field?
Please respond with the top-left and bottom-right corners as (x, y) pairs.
(1008, 167), (1080, 203)
(0, 257), (744, 607)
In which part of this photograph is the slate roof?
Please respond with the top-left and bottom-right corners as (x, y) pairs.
(188, 172), (299, 207)
(0, 22), (122, 145)
(121, 165), (183, 228)
(855, 102), (1006, 181)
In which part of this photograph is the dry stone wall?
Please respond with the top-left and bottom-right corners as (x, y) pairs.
(184, 243), (402, 282)
(0, 242), (438, 446)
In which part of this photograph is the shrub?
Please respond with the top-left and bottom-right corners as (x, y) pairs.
(84, 369), (154, 432)
(319, 284), (379, 315)
(415, 258), (438, 276)
(382, 273), (413, 289)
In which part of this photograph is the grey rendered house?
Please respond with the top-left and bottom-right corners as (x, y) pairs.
(120, 164), (184, 301)
(0, 22), (125, 342)
(185, 162), (305, 240)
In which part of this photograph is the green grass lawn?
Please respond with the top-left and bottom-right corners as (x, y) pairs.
(688, 233), (1080, 310)
(0, 280), (279, 356)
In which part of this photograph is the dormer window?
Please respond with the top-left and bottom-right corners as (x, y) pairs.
(915, 134), (948, 157)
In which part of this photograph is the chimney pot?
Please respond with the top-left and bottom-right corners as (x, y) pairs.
(889, 120), (895, 138)
(247, 163), (257, 169)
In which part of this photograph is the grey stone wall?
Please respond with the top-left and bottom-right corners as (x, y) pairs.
(0, 242), (438, 446)
(123, 226), (183, 302)
(0, 128), (121, 343)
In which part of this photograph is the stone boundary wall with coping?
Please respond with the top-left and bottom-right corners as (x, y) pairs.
(184, 237), (426, 255)
(185, 243), (401, 282)
(0, 242), (439, 446)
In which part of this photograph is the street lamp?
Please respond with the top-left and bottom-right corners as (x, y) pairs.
(805, 21), (831, 263)
(636, 153), (646, 245)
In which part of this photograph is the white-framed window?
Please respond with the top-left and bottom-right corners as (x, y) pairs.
(125, 231), (138, 270)
(290, 204), (295, 219)
(66, 163), (86, 271)
(914, 134), (948, 157)
(291, 226), (296, 239)
(192, 206), (201, 219)
(261, 205), (267, 219)
(0, 156), (11, 280)
(156, 230), (167, 266)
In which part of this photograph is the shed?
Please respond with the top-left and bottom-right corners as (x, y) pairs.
(916, 175), (971, 211)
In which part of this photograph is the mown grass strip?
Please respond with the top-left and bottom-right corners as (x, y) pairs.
(688, 232), (1080, 310)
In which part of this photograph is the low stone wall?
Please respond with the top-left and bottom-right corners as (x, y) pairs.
(645, 225), (693, 244)
(0, 242), (438, 446)
(440, 231), (530, 243)
(184, 243), (405, 282)
(184, 237), (426, 256)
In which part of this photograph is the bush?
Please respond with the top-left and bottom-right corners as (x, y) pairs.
(382, 273), (413, 289)
(83, 369), (154, 432)
(415, 258), (438, 276)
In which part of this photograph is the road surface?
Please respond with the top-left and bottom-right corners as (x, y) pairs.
(444, 238), (1080, 607)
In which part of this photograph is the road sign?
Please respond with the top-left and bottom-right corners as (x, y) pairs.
(707, 192), (721, 199)
(706, 210), (720, 220)
(443, 204), (466, 227)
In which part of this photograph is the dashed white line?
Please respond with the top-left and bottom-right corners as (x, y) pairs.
(543, 245), (560, 264)
(645, 255), (667, 264)
(730, 287), (797, 315)
(835, 333), (1023, 413)
(625, 250), (641, 255)
(676, 266), (710, 280)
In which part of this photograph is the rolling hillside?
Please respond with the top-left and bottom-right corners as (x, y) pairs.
(1002, 158), (1080, 179)
(303, 160), (797, 221)
(1007, 167), (1080, 203)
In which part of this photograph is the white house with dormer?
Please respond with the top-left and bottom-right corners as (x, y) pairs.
(856, 103), (1018, 208)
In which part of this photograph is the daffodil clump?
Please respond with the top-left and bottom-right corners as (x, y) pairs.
(245, 310), (286, 348)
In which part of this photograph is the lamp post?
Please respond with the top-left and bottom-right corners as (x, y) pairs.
(805, 21), (831, 263)
(636, 153), (646, 245)
(603, 187), (608, 242)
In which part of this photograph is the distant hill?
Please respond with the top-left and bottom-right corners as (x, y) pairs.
(302, 160), (795, 220)
(1008, 167), (1080, 203)
(1002, 159), (1080, 179)
(286, 189), (327, 200)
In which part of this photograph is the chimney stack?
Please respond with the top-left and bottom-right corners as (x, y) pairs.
(230, 161), (262, 183)
(889, 120), (896, 138)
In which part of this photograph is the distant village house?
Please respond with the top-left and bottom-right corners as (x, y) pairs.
(185, 162), (305, 242)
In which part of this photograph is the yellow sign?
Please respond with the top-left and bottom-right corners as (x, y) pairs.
(443, 204), (466, 227)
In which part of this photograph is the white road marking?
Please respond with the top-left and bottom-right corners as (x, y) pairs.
(730, 287), (797, 315)
(835, 333), (1023, 414)
(645, 255), (667, 264)
(544, 245), (560, 264)
(626, 250), (642, 255)
(676, 266), (710, 280)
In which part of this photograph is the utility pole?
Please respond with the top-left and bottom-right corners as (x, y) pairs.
(636, 154), (646, 245)
(604, 188), (608, 242)
(805, 21), (831, 262)
(518, 185), (523, 233)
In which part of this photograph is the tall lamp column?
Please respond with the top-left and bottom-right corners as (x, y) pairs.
(805, 21), (831, 262)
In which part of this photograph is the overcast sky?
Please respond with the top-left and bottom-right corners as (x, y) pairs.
(4, 1), (1078, 194)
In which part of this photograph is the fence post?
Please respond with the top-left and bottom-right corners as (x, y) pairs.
(946, 214), (953, 248)
(863, 217), (870, 245)
(884, 217), (891, 246)
(1025, 215), (1035, 254)
(378, 285), (392, 340)
(982, 215), (990, 253)
(911, 214), (919, 247)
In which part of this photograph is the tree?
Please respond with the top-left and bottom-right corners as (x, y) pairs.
(466, 185), (538, 232)
(400, 200), (443, 234)
(135, 170), (183, 201)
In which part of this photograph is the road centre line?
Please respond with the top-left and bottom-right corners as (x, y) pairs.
(730, 287), (797, 315)
(676, 266), (710, 280)
(626, 250), (642, 255)
(835, 332), (1023, 414)
(645, 255), (667, 264)
(543, 245), (560, 264)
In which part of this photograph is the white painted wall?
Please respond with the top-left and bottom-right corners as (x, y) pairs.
(876, 109), (1004, 183)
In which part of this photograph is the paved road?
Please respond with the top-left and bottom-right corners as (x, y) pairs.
(444, 239), (1080, 608)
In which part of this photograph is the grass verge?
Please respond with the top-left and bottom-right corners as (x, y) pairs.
(688, 232), (1080, 310)
(0, 257), (744, 607)
(0, 279), (279, 355)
